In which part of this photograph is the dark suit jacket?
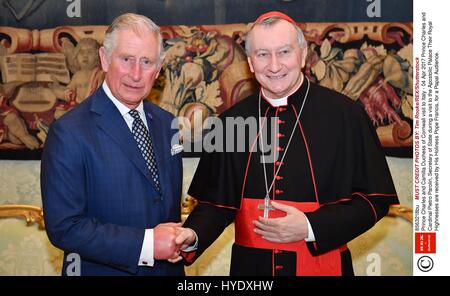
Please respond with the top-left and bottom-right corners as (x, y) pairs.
(41, 87), (184, 275)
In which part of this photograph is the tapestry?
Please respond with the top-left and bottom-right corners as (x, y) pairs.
(0, 22), (413, 159)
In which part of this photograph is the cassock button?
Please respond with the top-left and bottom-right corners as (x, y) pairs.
(278, 120), (285, 125)
(277, 133), (285, 138)
(275, 265), (284, 270)
(275, 161), (284, 166)
(277, 147), (284, 152)
(274, 249), (283, 254)
(275, 189), (284, 195)
(276, 175), (284, 180)
(278, 107), (286, 112)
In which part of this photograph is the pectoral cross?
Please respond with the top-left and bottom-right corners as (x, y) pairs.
(258, 196), (275, 218)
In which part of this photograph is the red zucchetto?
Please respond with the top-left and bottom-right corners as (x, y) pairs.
(253, 11), (297, 27)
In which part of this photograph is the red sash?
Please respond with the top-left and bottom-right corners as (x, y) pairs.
(235, 198), (346, 276)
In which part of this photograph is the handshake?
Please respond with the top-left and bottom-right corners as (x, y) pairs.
(153, 222), (197, 263)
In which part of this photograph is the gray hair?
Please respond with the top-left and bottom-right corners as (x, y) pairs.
(245, 16), (307, 56)
(103, 13), (165, 66)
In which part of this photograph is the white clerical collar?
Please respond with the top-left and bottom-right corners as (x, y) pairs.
(102, 81), (145, 117)
(262, 95), (288, 107)
(261, 75), (304, 107)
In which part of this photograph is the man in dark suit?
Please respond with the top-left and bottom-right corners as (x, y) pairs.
(41, 13), (184, 275)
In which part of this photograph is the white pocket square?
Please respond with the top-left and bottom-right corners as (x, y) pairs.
(171, 144), (183, 156)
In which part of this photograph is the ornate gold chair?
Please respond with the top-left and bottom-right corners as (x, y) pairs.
(0, 204), (45, 229)
(0, 204), (63, 275)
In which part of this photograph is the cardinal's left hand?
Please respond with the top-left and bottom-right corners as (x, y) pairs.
(253, 201), (309, 243)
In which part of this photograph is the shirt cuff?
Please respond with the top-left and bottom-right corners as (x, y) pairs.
(304, 217), (316, 242)
(138, 229), (154, 267)
(181, 228), (198, 252)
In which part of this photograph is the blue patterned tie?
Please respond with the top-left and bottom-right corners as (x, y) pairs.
(129, 109), (161, 193)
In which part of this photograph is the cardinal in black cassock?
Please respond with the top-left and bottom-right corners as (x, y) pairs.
(180, 11), (399, 276)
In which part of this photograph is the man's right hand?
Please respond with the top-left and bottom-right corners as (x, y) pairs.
(153, 222), (181, 260)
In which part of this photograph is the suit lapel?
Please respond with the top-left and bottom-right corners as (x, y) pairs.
(90, 88), (158, 190)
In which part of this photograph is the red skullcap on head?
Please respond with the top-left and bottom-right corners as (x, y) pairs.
(253, 11), (297, 27)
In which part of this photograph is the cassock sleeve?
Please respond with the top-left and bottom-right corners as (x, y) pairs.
(305, 103), (400, 255)
(187, 113), (246, 209)
(184, 115), (241, 263)
(182, 203), (235, 264)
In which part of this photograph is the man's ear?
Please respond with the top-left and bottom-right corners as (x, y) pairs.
(247, 56), (255, 73)
(300, 46), (307, 69)
(98, 47), (109, 72)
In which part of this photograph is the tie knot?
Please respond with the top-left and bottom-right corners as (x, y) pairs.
(129, 109), (140, 120)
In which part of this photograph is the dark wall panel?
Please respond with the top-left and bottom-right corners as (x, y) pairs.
(1, 0), (412, 28)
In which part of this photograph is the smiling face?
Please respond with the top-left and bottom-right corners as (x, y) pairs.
(99, 28), (161, 109)
(247, 20), (307, 99)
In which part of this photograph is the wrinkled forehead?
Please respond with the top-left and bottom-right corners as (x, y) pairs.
(113, 30), (159, 58)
